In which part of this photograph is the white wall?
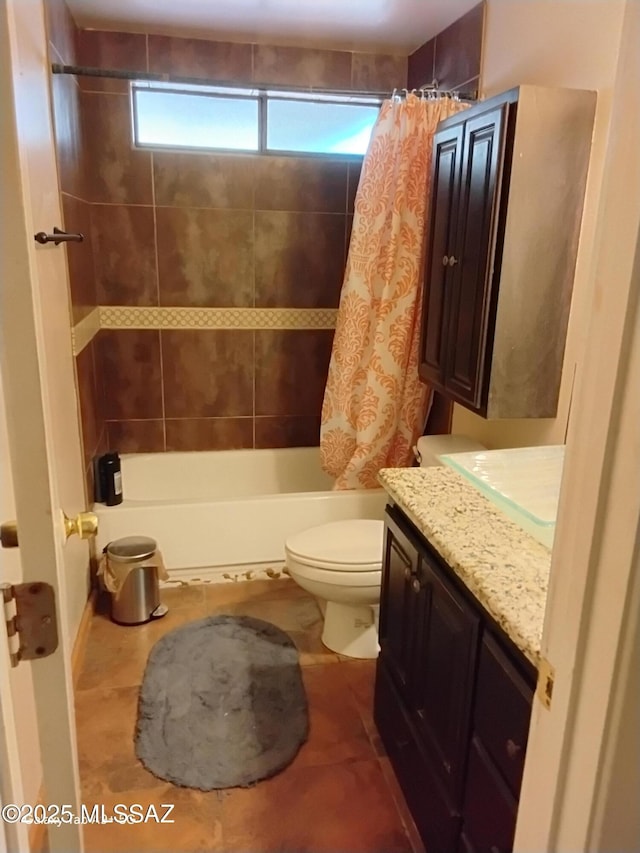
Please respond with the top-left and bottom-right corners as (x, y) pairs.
(451, 0), (626, 448)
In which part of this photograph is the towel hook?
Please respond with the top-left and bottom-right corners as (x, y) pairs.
(34, 227), (84, 247)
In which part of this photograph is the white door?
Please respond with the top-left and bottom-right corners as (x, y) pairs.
(0, 372), (32, 853)
(0, 0), (95, 850)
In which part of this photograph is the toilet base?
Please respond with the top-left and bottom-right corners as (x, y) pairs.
(321, 601), (379, 659)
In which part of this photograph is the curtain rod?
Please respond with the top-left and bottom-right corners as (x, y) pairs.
(51, 63), (477, 102)
(51, 63), (386, 99)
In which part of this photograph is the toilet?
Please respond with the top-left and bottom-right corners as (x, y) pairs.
(284, 434), (486, 659)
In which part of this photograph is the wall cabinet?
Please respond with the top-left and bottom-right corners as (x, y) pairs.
(419, 85), (595, 418)
(375, 505), (535, 853)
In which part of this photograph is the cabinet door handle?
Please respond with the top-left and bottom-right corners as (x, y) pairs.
(442, 254), (449, 266)
(411, 578), (421, 593)
(505, 738), (522, 760)
(447, 255), (459, 267)
(404, 567), (412, 581)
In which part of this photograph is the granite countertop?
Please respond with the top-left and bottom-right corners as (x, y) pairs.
(378, 466), (552, 667)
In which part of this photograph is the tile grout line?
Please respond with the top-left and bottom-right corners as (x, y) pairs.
(252, 159), (257, 447)
(252, 329), (257, 449)
(150, 149), (167, 451)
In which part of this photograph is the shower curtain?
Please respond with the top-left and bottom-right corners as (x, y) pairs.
(320, 94), (469, 489)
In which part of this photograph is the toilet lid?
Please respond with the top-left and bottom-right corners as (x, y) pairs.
(285, 519), (384, 572)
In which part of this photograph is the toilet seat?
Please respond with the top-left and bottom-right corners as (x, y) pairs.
(285, 519), (384, 573)
(286, 561), (381, 587)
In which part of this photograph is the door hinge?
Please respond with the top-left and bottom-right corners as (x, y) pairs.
(536, 656), (555, 710)
(1, 583), (58, 668)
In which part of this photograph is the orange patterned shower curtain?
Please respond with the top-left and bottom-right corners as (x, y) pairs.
(320, 94), (468, 489)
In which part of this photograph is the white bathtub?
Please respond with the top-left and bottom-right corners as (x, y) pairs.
(94, 448), (387, 579)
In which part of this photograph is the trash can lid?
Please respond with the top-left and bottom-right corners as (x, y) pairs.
(106, 535), (157, 563)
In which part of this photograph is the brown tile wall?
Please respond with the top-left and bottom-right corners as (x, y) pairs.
(77, 29), (404, 453)
(408, 2), (484, 93)
(52, 7), (486, 465)
(47, 0), (484, 474)
(45, 0), (106, 502)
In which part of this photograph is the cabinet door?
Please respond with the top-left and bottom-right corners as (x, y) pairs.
(412, 546), (480, 802)
(473, 632), (533, 797)
(375, 659), (462, 853)
(462, 737), (518, 853)
(444, 105), (507, 410)
(419, 121), (465, 387)
(378, 509), (421, 695)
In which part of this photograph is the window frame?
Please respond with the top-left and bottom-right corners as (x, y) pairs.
(130, 82), (382, 160)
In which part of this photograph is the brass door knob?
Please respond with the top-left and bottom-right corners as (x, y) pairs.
(63, 511), (98, 541)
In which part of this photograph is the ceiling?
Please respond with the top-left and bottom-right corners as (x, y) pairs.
(65, 0), (480, 54)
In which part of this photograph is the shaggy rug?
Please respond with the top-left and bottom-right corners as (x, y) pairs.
(135, 614), (309, 790)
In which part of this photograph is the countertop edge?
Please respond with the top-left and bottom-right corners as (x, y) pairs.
(378, 467), (550, 669)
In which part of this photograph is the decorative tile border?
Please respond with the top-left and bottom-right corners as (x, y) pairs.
(71, 307), (100, 355)
(71, 306), (338, 356)
(98, 306), (339, 330)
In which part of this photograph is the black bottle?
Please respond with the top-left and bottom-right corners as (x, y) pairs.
(98, 452), (123, 506)
(93, 455), (104, 503)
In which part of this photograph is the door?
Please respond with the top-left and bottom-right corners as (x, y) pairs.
(1, 1), (93, 850)
(419, 122), (464, 387)
(443, 105), (507, 410)
(0, 374), (31, 853)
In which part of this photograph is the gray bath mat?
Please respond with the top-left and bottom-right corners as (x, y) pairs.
(135, 614), (309, 790)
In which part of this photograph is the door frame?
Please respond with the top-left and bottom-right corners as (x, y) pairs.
(0, 1), (84, 850)
(514, 0), (640, 848)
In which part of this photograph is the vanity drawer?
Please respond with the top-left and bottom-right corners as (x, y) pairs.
(473, 632), (533, 796)
(463, 737), (517, 853)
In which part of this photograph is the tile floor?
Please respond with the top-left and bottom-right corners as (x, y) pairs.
(75, 578), (425, 853)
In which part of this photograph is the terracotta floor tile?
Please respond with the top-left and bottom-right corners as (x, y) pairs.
(338, 659), (377, 719)
(220, 759), (413, 853)
(379, 758), (426, 853)
(219, 593), (339, 666)
(75, 685), (163, 798)
(159, 582), (206, 608)
(291, 664), (376, 770)
(203, 576), (306, 609)
(337, 660), (386, 756)
(82, 785), (224, 853)
(76, 580), (417, 853)
(77, 604), (207, 691)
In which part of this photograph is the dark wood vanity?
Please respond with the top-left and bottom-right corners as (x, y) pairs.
(374, 505), (536, 853)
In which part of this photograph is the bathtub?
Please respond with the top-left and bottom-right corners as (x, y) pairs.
(94, 447), (388, 581)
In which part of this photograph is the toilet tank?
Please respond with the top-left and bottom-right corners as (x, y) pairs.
(415, 435), (486, 468)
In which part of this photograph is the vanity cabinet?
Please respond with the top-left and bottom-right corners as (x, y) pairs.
(375, 505), (535, 853)
(418, 85), (595, 418)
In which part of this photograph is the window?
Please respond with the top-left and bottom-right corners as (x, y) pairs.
(131, 83), (380, 157)
(134, 87), (260, 151)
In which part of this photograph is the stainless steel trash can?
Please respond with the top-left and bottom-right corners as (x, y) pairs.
(107, 536), (166, 625)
